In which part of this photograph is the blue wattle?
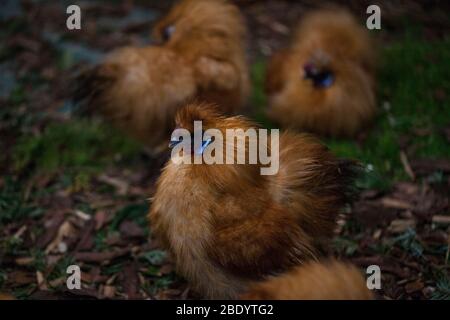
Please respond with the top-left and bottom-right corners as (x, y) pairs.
(195, 137), (212, 155)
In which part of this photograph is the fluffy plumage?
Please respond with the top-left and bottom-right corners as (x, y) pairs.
(265, 9), (377, 137)
(149, 102), (358, 299)
(74, 0), (250, 148)
(153, 0), (251, 111)
(241, 259), (373, 300)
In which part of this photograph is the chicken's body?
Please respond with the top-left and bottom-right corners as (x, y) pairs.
(74, 0), (250, 149)
(266, 9), (376, 137)
(76, 47), (196, 147)
(153, 0), (251, 112)
(241, 260), (373, 300)
(149, 103), (357, 299)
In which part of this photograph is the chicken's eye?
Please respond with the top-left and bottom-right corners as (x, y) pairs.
(162, 25), (176, 42)
(169, 135), (183, 148)
(303, 64), (334, 88)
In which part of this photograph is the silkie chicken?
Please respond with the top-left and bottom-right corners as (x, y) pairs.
(149, 102), (358, 299)
(241, 259), (373, 300)
(265, 9), (377, 138)
(74, 0), (250, 150)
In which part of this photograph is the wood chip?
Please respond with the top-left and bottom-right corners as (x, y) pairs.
(432, 215), (450, 225)
(73, 210), (91, 221)
(380, 197), (413, 210)
(373, 229), (382, 240)
(15, 257), (34, 266)
(102, 285), (116, 298)
(36, 271), (48, 290)
(387, 219), (416, 234)
(13, 225), (27, 239)
(45, 220), (76, 254)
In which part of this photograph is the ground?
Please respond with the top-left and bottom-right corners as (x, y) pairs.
(0, 0), (449, 300)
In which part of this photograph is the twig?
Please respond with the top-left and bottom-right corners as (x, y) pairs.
(400, 151), (415, 180)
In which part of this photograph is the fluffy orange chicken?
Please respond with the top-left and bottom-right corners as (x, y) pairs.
(149, 102), (358, 299)
(74, 0), (250, 149)
(241, 259), (373, 300)
(265, 9), (376, 137)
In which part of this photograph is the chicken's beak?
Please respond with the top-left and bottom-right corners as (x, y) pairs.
(169, 139), (181, 149)
(303, 63), (319, 79)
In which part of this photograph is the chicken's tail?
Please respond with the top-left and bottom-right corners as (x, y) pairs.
(272, 133), (361, 241)
(241, 259), (373, 300)
(71, 63), (119, 115)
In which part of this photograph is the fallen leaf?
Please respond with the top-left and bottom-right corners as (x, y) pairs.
(94, 210), (109, 230)
(37, 213), (65, 249)
(405, 280), (424, 294)
(73, 248), (130, 263)
(121, 262), (141, 299)
(75, 220), (95, 251)
(119, 220), (145, 239)
(411, 158), (450, 175)
(7, 271), (35, 286)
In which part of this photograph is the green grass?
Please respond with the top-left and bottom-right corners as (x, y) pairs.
(109, 202), (150, 231)
(0, 178), (43, 224)
(432, 272), (450, 300)
(250, 35), (450, 189)
(12, 119), (141, 183)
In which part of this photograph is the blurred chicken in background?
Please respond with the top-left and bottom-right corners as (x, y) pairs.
(241, 259), (373, 300)
(149, 103), (358, 299)
(74, 0), (250, 151)
(265, 9), (377, 138)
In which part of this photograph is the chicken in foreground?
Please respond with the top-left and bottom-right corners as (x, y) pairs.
(149, 102), (358, 299)
(265, 9), (377, 137)
(74, 0), (250, 149)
